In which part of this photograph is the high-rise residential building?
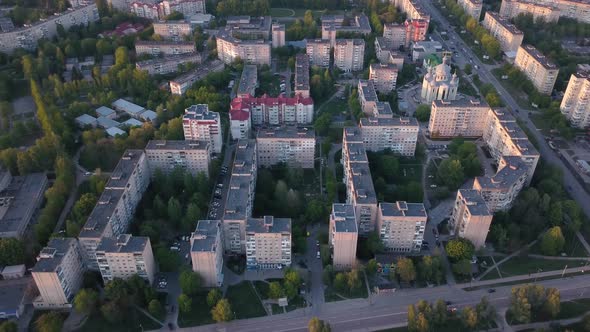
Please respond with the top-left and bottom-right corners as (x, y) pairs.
(183, 104), (223, 154)
(391, 0), (431, 22)
(334, 39), (365, 72)
(369, 63), (399, 93)
(372, 101), (394, 118)
(96, 234), (156, 284)
(225, 16), (272, 39)
(359, 117), (419, 156)
(129, 2), (160, 20)
(216, 31), (271, 66)
(560, 64), (590, 128)
(223, 140), (257, 254)
(321, 14), (372, 46)
(514, 45), (559, 95)
(294, 54), (310, 98)
(375, 37), (405, 67)
(428, 99), (490, 138)
(79, 150), (150, 269)
(190, 220), (223, 287)
(329, 204), (358, 271)
(482, 12), (524, 55)
(383, 23), (407, 50)
(472, 156), (529, 212)
(145, 140), (211, 177)
(449, 189), (494, 249)
(271, 23), (286, 48)
(421, 56), (459, 103)
(357, 80), (379, 115)
(169, 60), (225, 95)
(136, 52), (201, 75)
(135, 40), (196, 56)
(246, 216), (292, 269)
(153, 21), (193, 40)
(158, 0), (206, 17)
(499, 0), (589, 23)
(404, 19), (429, 47)
(256, 127), (316, 168)
(306, 39), (331, 68)
(237, 65), (258, 98)
(377, 202), (427, 253)
(32, 238), (84, 309)
(458, 0), (483, 19)
(499, 0), (560, 22)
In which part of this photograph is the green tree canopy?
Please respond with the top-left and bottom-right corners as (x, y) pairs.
(445, 238), (475, 261)
(207, 288), (222, 307)
(415, 104), (431, 122)
(396, 257), (417, 283)
(211, 299), (233, 322)
(179, 270), (202, 296)
(178, 293), (192, 313)
(35, 312), (64, 332)
(540, 226), (565, 256)
(73, 288), (99, 315)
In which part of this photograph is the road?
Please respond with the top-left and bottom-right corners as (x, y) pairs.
(304, 225), (325, 316)
(423, 0), (590, 220)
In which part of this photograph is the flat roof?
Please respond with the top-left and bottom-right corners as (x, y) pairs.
(32, 238), (76, 273)
(136, 52), (200, 67)
(360, 116), (419, 127)
(184, 104), (219, 121)
(122, 118), (143, 127)
(112, 99), (145, 115)
(343, 126), (364, 143)
(0, 277), (28, 315)
(256, 126), (315, 140)
(344, 141), (369, 163)
(246, 216), (291, 234)
(475, 156), (528, 190)
(191, 220), (221, 252)
(223, 175), (252, 221)
(232, 139), (256, 175)
(96, 234), (149, 253)
(237, 65), (258, 96)
(459, 189), (492, 216)
(432, 98), (489, 108)
(358, 80), (378, 102)
(349, 163), (377, 204)
(370, 62), (398, 72)
(135, 40), (195, 47)
(374, 102), (393, 116)
(331, 203), (357, 233)
(295, 53), (310, 92)
(145, 140), (209, 151)
(0, 173), (47, 237)
(519, 44), (557, 69)
(485, 12), (523, 35)
(97, 116), (121, 129)
(306, 39), (330, 46)
(76, 114), (97, 125)
(96, 106), (116, 117)
(106, 127), (126, 137)
(335, 38), (365, 46)
(379, 201), (427, 218)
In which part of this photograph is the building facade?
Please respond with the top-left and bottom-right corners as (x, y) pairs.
(183, 104), (223, 154)
(560, 64), (590, 128)
(421, 56), (459, 103)
(499, 0), (560, 22)
(145, 140), (210, 177)
(360, 117), (419, 156)
(428, 99), (490, 138)
(369, 63), (399, 93)
(383, 23), (407, 50)
(358, 79), (379, 115)
(256, 127), (316, 169)
(306, 39), (331, 68)
(135, 40), (196, 56)
(271, 23), (285, 48)
(96, 234), (156, 284)
(499, 0), (588, 23)
(334, 39), (365, 72)
(458, 0), (483, 19)
(472, 156), (529, 212)
(136, 52), (201, 75)
(246, 216), (291, 269)
(449, 189), (494, 249)
(190, 220), (223, 287)
(321, 14), (372, 46)
(216, 31), (271, 66)
(482, 12), (524, 55)
(153, 21), (193, 40)
(514, 45), (559, 95)
(294, 54), (310, 98)
(377, 202), (427, 253)
(329, 204), (358, 271)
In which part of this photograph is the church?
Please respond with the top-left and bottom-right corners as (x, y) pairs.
(420, 56), (459, 103)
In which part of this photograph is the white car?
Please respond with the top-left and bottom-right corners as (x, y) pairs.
(316, 251), (321, 259)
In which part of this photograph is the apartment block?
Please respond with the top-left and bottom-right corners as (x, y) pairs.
(321, 14), (372, 46)
(32, 238), (84, 309)
(375, 37), (405, 67)
(482, 12), (524, 55)
(256, 126), (316, 168)
(500, 0), (589, 23)
(472, 156), (529, 212)
(369, 63), (398, 93)
(499, 0), (560, 22)
(0, 4), (99, 53)
(428, 99), (490, 138)
(216, 30), (271, 66)
(183, 104), (223, 154)
(159, 0), (206, 18)
(294, 53), (310, 98)
(372, 101), (394, 118)
(136, 52), (201, 75)
(130, 2), (159, 20)
(358, 80), (379, 115)
(306, 39), (331, 68)
(145, 140), (210, 177)
(334, 39), (365, 72)
(223, 140), (257, 254)
(226, 16), (272, 40)
(458, 0), (483, 19)
(272, 23), (285, 48)
(237, 65), (258, 98)
(246, 216), (291, 269)
(153, 21), (193, 40)
(405, 19), (429, 47)
(383, 23), (406, 50)
(191, 220), (223, 287)
(560, 64), (590, 128)
(359, 117), (419, 156)
(79, 150), (150, 269)
(135, 40), (196, 56)
(391, 0), (431, 22)
(514, 45), (559, 95)
(421, 56), (459, 103)
(449, 189), (493, 249)
(329, 204), (358, 271)
(377, 202), (427, 253)
(169, 60), (225, 95)
(96, 234), (156, 284)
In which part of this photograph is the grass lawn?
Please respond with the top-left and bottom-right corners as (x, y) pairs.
(507, 298), (590, 325)
(490, 69), (531, 109)
(479, 268), (501, 281)
(529, 113), (552, 136)
(226, 281), (267, 319)
(324, 284), (368, 303)
(270, 7), (296, 17)
(529, 230), (589, 257)
(498, 256), (588, 277)
(378, 317), (496, 332)
(318, 98), (349, 117)
(252, 280), (270, 299)
(177, 292), (214, 328)
(80, 308), (162, 332)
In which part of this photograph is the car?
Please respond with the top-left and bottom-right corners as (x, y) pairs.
(316, 251), (321, 259)
(430, 184), (438, 188)
(217, 183), (223, 188)
(84, 172), (91, 176)
(316, 240), (320, 247)
(422, 241), (429, 245)
(488, 288), (496, 293)
(445, 301), (452, 305)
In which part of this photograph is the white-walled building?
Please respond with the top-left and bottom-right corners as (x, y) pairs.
(96, 234), (156, 284)
(145, 140), (211, 177)
(377, 202), (427, 253)
(428, 99), (490, 138)
(190, 220), (224, 287)
(246, 216), (291, 269)
(421, 56), (459, 103)
(369, 63), (399, 94)
(359, 117), (419, 156)
(256, 127), (316, 168)
(329, 204), (358, 271)
(449, 189), (493, 249)
(334, 39), (365, 72)
(183, 104), (223, 154)
(560, 65), (590, 128)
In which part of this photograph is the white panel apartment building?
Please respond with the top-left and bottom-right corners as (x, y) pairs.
(96, 234), (156, 284)
(383, 23), (407, 50)
(514, 45), (559, 95)
(271, 23), (285, 48)
(183, 104), (223, 154)
(136, 53), (201, 75)
(135, 40), (196, 56)
(78, 150), (150, 270)
(499, 0), (560, 22)
(472, 156), (529, 212)
(246, 216), (291, 269)
(32, 238), (84, 309)
(216, 31), (271, 66)
(334, 39), (365, 72)
(358, 80), (379, 115)
(449, 189), (494, 249)
(145, 140), (210, 177)
(256, 127), (316, 169)
(153, 21), (193, 40)
(458, 0), (483, 19)
(428, 99), (490, 138)
(499, 0), (590, 23)
(369, 63), (398, 94)
(306, 39), (331, 68)
(359, 117), (419, 156)
(377, 202), (427, 253)
(329, 204), (358, 271)
(482, 12), (524, 55)
(560, 64), (590, 128)
(191, 220), (224, 287)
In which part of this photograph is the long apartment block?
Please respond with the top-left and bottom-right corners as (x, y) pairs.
(359, 117), (419, 156)
(246, 216), (292, 269)
(294, 54), (310, 98)
(482, 12), (524, 55)
(449, 189), (493, 249)
(216, 31), (271, 66)
(329, 204), (358, 271)
(369, 63), (399, 94)
(334, 39), (365, 72)
(96, 234), (156, 284)
(358, 80), (379, 115)
(256, 126), (316, 169)
(136, 52), (201, 75)
(145, 140), (211, 177)
(499, 0), (590, 23)
(377, 202), (427, 253)
(183, 104), (223, 154)
(514, 45), (559, 95)
(153, 20), (193, 40)
(458, 0), (483, 19)
(391, 0), (431, 22)
(560, 64), (590, 128)
(306, 39), (331, 68)
(169, 60), (225, 95)
(321, 14), (372, 46)
(429, 99), (490, 138)
(135, 40), (196, 56)
(190, 220), (224, 287)
(499, 0), (560, 22)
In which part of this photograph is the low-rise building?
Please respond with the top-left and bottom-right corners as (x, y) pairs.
(294, 54), (310, 98)
(112, 98), (146, 117)
(411, 40), (444, 62)
(169, 60), (225, 95)
(153, 20), (193, 40)
(334, 39), (365, 72)
(377, 202), (427, 253)
(306, 39), (331, 68)
(183, 104), (223, 154)
(458, 0), (483, 19)
(369, 63), (398, 93)
(191, 220), (223, 287)
(237, 65), (258, 98)
(357, 80), (379, 115)
(271, 23), (285, 48)
(32, 238), (84, 309)
(428, 99), (490, 138)
(97, 116), (121, 129)
(96, 234), (156, 284)
(96, 106), (117, 119)
(136, 52), (201, 75)
(256, 126), (315, 168)
(499, 0), (560, 22)
(514, 45), (559, 95)
(482, 12), (524, 56)
(329, 204), (358, 271)
(560, 64), (590, 128)
(359, 117), (419, 156)
(129, 2), (159, 20)
(246, 216), (291, 269)
(216, 30), (271, 66)
(145, 140), (210, 176)
(75, 114), (97, 128)
(449, 189), (493, 249)
(135, 40), (196, 56)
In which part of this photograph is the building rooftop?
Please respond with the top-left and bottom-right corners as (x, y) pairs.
(459, 189), (492, 216)
(412, 41), (443, 53)
(0, 173), (47, 237)
(360, 116), (419, 127)
(358, 79), (378, 102)
(344, 141), (369, 163)
(519, 44), (558, 69)
(96, 234), (149, 253)
(256, 126), (315, 140)
(146, 140), (209, 151)
(112, 99), (145, 115)
(321, 13), (371, 34)
(135, 40), (196, 48)
(171, 64), (213, 85)
(136, 52), (200, 68)
(226, 15), (272, 35)
(349, 163), (377, 204)
(379, 201), (427, 218)
(485, 12), (523, 35)
(343, 126), (364, 143)
(106, 127), (126, 137)
(122, 118), (143, 127)
(223, 175), (251, 221)
(574, 64), (590, 79)
(184, 104), (219, 121)
(217, 29), (271, 45)
(32, 238), (76, 273)
(0, 277), (28, 317)
(335, 38), (365, 47)
(246, 216), (291, 234)
(475, 156), (528, 190)
(295, 53), (310, 92)
(233, 139), (256, 175)
(76, 114), (97, 125)
(96, 106), (116, 117)
(97, 116), (120, 129)
(433, 98), (489, 108)
(373, 102), (393, 117)
(237, 65), (258, 97)
(331, 203), (357, 233)
(191, 220), (221, 252)
(306, 39), (330, 46)
(370, 62), (398, 72)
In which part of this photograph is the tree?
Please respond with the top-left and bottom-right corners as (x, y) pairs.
(269, 281), (284, 299)
(73, 288), (99, 314)
(284, 269), (301, 288)
(461, 306), (478, 329)
(407, 305), (417, 332)
(101, 301), (124, 323)
(167, 197), (182, 224)
(543, 287), (560, 318)
(0, 238), (25, 266)
(207, 288), (222, 307)
(211, 299), (233, 322)
(367, 231), (384, 254)
(366, 259), (378, 276)
(452, 259), (473, 277)
(582, 313), (590, 332)
(114, 46), (129, 66)
(334, 273), (347, 292)
(476, 297), (497, 328)
(396, 257), (416, 283)
(0, 321), (17, 332)
(415, 104), (431, 122)
(346, 269), (362, 291)
(308, 316), (331, 332)
(415, 312), (429, 332)
(445, 238), (475, 261)
(432, 299), (448, 326)
(35, 312), (64, 332)
(178, 293), (192, 313)
(148, 299), (164, 317)
(179, 270), (202, 296)
(540, 226), (565, 256)
(463, 63), (472, 75)
(104, 278), (129, 305)
(509, 288), (532, 324)
(437, 159), (464, 189)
